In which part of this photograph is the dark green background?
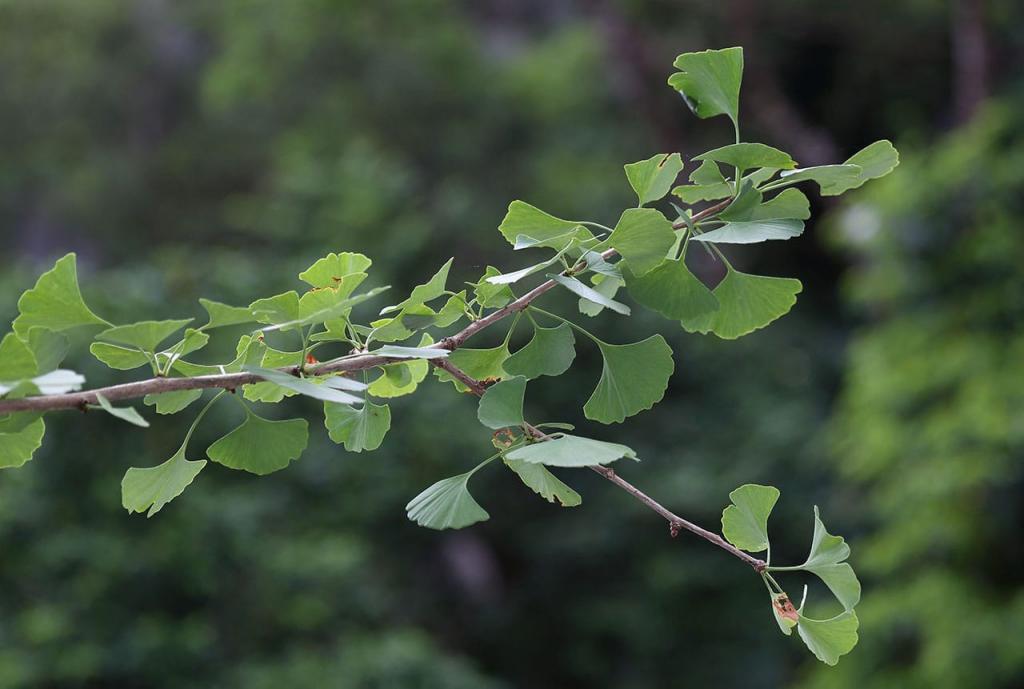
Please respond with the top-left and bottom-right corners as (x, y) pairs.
(1, 1), (1022, 687)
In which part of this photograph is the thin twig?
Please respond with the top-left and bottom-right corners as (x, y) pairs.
(429, 360), (766, 572)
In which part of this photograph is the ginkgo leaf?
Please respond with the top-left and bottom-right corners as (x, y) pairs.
(504, 459), (581, 507)
(721, 483), (780, 552)
(144, 389), (203, 415)
(323, 400), (391, 452)
(682, 268), (801, 339)
(695, 143), (796, 173)
(242, 367), (364, 404)
(840, 140), (899, 189)
(472, 266), (515, 308)
(276, 285), (388, 332)
(298, 252), (373, 288)
(498, 201), (592, 249)
(96, 319), (193, 352)
(624, 153), (684, 206)
(13, 253), (108, 336)
(486, 244), (573, 286)
(606, 208), (676, 276)
(121, 446), (206, 517)
(406, 473), (489, 530)
(777, 165), (863, 195)
(198, 298), (256, 329)
(93, 393), (150, 428)
(796, 610), (859, 666)
(0, 333), (37, 380)
(249, 291), (301, 327)
(433, 344), (510, 392)
(625, 259), (719, 323)
(207, 408), (308, 475)
(477, 376), (526, 429)
(667, 47), (744, 129)
(578, 276), (624, 317)
(90, 343), (151, 371)
(503, 322), (575, 379)
(24, 328), (69, 374)
(380, 258), (453, 315)
(584, 335), (673, 424)
(368, 335), (434, 398)
(550, 274), (630, 316)
(794, 506), (861, 610)
(0, 414), (45, 469)
(504, 433), (638, 467)
(3, 369), (88, 398)
(748, 189), (811, 221)
(369, 345), (449, 359)
(693, 219), (804, 244)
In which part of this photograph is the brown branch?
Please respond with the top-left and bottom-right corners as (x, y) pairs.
(429, 360), (766, 572)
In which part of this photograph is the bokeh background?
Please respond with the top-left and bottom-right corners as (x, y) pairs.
(1, 1), (1022, 687)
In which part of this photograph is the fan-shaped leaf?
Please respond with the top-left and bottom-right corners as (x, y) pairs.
(505, 433), (637, 467)
(721, 483), (779, 552)
(406, 473), (489, 530)
(584, 335), (673, 424)
(503, 322), (575, 379)
(324, 400), (391, 452)
(207, 409), (308, 475)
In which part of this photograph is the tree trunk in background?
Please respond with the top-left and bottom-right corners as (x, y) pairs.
(951, 0), (989, 124)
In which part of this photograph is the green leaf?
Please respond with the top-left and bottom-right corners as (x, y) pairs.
(578, 276), (624, 317)
(504, 459), (581, 507)
(667, 47), (743, 129)
(249, 291), (301, 327)
(682, 268), (801, 339)
(693, 219), (804, 244)
(505, 433), (637, 467)
(122, 445), (206, 517)
(0, 414), (45, 469)
(797, 611), (859, 666)
(695, 143), (796, 173)
(90, 343), (152, 371)
(472, 267), (515, 308)
(198, 298), (256, 329)
(779, 141), (899, 196)
(275, 285), (389, 333)
(243, 367), (365, 405)
(606, 208), (676, 276)
(795, 506), (861, 610)
(0, 333), (38, 380)
(624, 153), (684, 206)
(207, 408), (308, 475)
(550, 274), (630, 316)
(625, 259), (719, 322)
(433, 344), (510, 392)
(749, 189), (811, 221)
(381, 258), (453, 314)
(96, 319), (193, 352)
(370, 345), (449, 359)
(406, 473), (489, 530)
(477, 376), (526, 429)
(323, 400), (391, 452)
(24, 328), (70, 373)
(503, 322), (575, 379)
(92, 393), (150, 428)
(13, 253), (107, 336)
(368, 335), (433, 398)
(497, 201), (592, 249)
(776, 164), (863, 195)
(298, 251), (373, 288)
(690, 159), (726, 185)
(144, 389), (203, 415)
(720, 484), (779, 552)
(584, 335), (673, 424)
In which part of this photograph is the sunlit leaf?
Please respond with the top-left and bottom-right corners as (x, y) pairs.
(584, 335), (673, 424)
(298, 252), (372, 288)
(13, 253), (107, 336)
(720, 483), (779, 552)
(0, 414), (45, 469)
(695, 143), (796, 173)
(24, 328), (69, 374)
(198, 298), (255, 329)
(606, 208), (676, 276)
(624, 153), (684, 206)
(578, 276), (624, 317)
(794, 506), (861, 610)
(667, 47), (744, 129)
(693, 219), (804, 244)
(90, 343), (151, 371)
(433, 344), (510, 392)
(380, 258), (453, 314)
(96, 319), (193, 352)
(243, 367), (364, 405)
(550, 274), (630, 315)
(122, 445), (206, 516)
(0, 333), (37, 380)
(796, 610), (859, 666)
(498, 201), (593, 249)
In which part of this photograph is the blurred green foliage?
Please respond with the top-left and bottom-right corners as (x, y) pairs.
(0, 0), (1021, 687)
